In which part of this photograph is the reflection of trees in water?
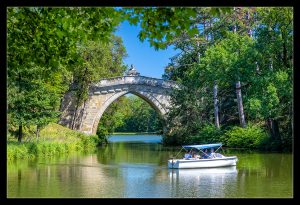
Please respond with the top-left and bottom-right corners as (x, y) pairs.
(96, 142), (167, 165)
(8, 155), (125, 197)
(237, 153), (292, 177)
(236, 153), (292, 197)
(9, 159), (74, 197)
(8, 145), (292, 198)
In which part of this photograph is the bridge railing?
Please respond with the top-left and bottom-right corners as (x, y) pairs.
(92, 75), (180, 89)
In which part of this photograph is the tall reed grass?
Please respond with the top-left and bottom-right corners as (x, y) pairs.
(7, 123), (102, 160)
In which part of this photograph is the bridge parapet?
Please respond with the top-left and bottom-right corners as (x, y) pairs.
(93, 76), (179, 89)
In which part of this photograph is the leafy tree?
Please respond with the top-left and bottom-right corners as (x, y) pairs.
(122, 7), (233, 50)
(7, 7), (123, 141)
(70, 36), (127, 129)
(156, 7), (293, 151)
(244, 7), (293, 150)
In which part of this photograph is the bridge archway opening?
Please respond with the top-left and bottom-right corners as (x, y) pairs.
(96, 92), (165, 136)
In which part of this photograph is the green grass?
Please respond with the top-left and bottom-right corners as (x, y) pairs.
(7, 123), (102, 161)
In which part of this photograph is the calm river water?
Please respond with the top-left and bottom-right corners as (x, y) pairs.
(7, 135), (293, 198)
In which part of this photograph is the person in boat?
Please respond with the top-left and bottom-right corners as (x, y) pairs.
(210, 148), (216, 158)
(202, 149), (209, 159)
(192, 150), (200, 159)
(194, 153), (200, 159)
(190, 150), (199, 159)
(184, 150), (192, 159)
(191, 150), (196, 158)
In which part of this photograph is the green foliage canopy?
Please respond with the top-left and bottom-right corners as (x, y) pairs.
(7, 7), (124, 141)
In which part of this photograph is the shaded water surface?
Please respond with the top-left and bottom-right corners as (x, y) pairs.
(7, 135), (293, 198)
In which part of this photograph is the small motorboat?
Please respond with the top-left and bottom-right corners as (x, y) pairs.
(168, 143), (238, 169)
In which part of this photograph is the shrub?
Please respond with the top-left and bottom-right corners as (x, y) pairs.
(27, 143), (38, 155)
(78, 134), (100, 151)
(96, 126), (109, 144)
(185, 123), (223, 144)
(7, 142), (34, 160)
(221, 124), (268, 149)
(7, 143), (18, 160)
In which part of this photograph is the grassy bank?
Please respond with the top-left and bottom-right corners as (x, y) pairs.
(7, 123), (102, 161)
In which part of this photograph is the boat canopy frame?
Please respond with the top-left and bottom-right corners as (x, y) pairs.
(182, 143), (222, 150)
(171, 143), (223, 159)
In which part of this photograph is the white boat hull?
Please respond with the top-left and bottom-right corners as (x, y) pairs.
(168, 156), (238, 169)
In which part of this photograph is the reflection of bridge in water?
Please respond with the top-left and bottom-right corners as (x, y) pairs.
(59, 65), (180, 135)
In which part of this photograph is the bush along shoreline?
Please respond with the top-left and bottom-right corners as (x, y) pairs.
(163, 123), (290, 152)
(7, 123), (104, 161)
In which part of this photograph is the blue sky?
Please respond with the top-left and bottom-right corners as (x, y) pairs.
(114, 20), (179, 79)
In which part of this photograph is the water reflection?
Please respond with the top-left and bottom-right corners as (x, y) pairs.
(96, 142), (165, 165)
(7, 135), (292, 198)
(168, 166), (238, 198)
(235, 153), (293, 198)
(119, 163), (162, 198)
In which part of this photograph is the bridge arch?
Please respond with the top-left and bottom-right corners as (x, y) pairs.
(90, 90), (166, 135)
(59, 75), (179, 135)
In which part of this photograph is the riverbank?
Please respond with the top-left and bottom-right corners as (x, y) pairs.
(7, 123), (102, 161)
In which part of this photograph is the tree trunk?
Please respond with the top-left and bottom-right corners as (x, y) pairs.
(210, 18), (214, 42)
(71, 83), (84, 130)
(269, 58), (273, 71)
(71, 67), (89, 130)
(204, 18), (208, 41)
(78, 100), (87, 131)
(291, 105), (293, 140)
(283, 39), (288, 68)
(36, 125), (40, 142)
(71, 98), (80, 130)
(196, 34), (200, 63)
(197, 46), (201, 63)
(213, 81), (220, 128)
(236, 81), (246, 128)
(233, 7), (237, 33)
(267, 118), (280, 140)
(18, 124), (22, 142)
(246, 10), (253, 38)
(18, 72), (22, 143)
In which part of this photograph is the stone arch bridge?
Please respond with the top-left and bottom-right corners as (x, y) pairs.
(59, 74), (179, 135)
